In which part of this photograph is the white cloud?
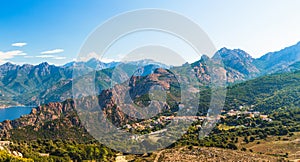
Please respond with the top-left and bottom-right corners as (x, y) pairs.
(36, 55), (55, 58)
(41, 49), (64, 54)
(11, 42), (27, 47)
(17, 53), (27, 56)
(100, 54), (123, 63)
(5, 50), (24, 56)
(53, 56), (66, 60)
(0, 50), (27, 64)
(36, 55), (66, 60)
(101, 57), (119, 63)
(78, 52), (99, 62)
(77, 52), (121, 62)
(24, 55), (34, 58)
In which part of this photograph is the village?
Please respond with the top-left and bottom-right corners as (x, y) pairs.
(123, 104), (272, 137)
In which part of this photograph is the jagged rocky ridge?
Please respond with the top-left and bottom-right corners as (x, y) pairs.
(2, 62), (300, 142)
(0, 99), (93, 141)
(0, 68), (183, 140)
(1, 41), (300, 108)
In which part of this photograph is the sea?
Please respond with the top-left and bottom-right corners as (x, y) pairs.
(0, 106), (33, 122)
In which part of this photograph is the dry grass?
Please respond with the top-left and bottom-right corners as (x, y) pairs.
(240, 132), (300, 161)
(125, 146), (284, 162)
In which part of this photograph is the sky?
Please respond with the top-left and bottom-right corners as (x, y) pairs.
(1, 0), (300, 65)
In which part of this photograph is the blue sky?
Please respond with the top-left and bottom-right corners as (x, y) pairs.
(1, 0), (300, 65)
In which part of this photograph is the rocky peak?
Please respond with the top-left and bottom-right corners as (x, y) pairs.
(215, 48), (254, 62)
(20, 64), (34, 71)
(38, 62), (50, 68)
(0, 62), (18, 72)
(254, 41), (300, 73)
(0, 99), (88, 141)
(213, 48), (259, 76)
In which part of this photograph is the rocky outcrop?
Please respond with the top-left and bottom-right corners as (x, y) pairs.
(3, 42), (300, 108)
(193, 55), (243, 84)
(0, 68), (180, 140)
(214, 48), (260, 76)
(0, 99), (91, 141)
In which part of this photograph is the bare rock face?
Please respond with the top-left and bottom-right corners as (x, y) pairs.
(0, 67), (180, 140)
(214, 48), (260, 76)
(0, 59), (228, 140)
(0, 99), (91, 141)
(81, 68), (179, 128)
(0, 50), (267, 141)
(0, 52), (260, 143)
(193, 53), (257, 84)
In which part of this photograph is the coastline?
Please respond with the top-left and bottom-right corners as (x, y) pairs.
(0, 104), (28, 109)
(0, 106), (34, 122)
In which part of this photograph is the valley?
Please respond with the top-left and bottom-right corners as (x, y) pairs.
(0, 43), (300, 161)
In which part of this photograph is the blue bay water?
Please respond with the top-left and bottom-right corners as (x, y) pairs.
(0, 106), (33, 122)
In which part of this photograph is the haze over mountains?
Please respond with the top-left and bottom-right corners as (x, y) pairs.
(0, 42), (300, 161)
(1, 41), (300, 108)
(1, 55), (300, 141)
(1, 44), (300, 158)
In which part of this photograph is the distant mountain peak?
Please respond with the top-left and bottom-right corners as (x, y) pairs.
(212, 47), (259, 76)
(38, 62), (50, 67)
(0, 62), (16, 67)
(21, 64), (33, 68)
(216, 48), (253, 60)
(3, 62), (14, 66)
(254, 41), (300, 73)
(200, 54), (210, 61)
(0, 62), (18, 72)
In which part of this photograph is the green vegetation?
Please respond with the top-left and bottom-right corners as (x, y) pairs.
(1, 64), (300, 161)
(0, 150), (33, 162)
(9, 139), (114, 161)
(175, 106), (300, 157)
(225, 71), (300, 113)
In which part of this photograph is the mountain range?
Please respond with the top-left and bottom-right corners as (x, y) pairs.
(1, 41), (300, 108)
(0, 42), (300, 161)
(1, 53), (300, 143)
